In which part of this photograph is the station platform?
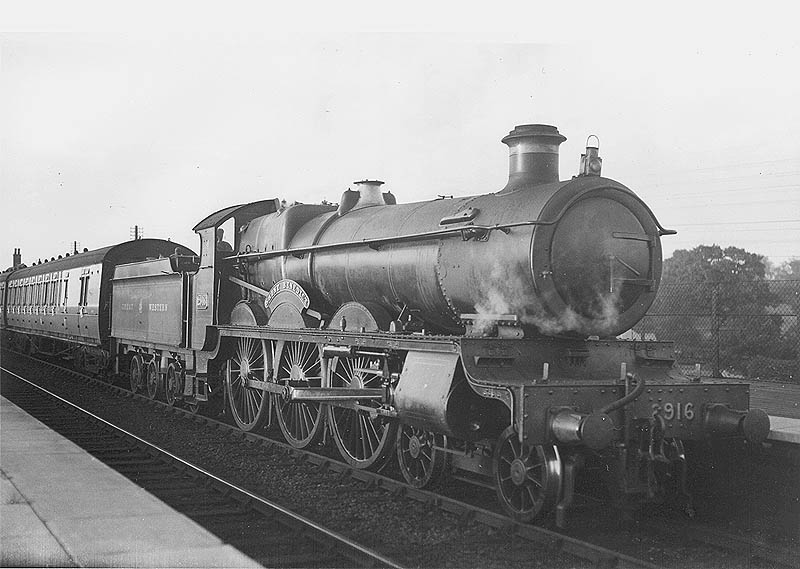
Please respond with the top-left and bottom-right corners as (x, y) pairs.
(0, 395), (262, 568)
(768, 415), (800, 445)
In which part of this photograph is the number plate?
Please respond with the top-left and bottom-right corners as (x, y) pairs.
(652, 402), (695, 421)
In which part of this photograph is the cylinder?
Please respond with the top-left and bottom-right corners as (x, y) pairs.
(550, 409), (615, 450)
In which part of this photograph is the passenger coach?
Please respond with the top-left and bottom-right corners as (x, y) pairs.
(1, 240), (193, 373)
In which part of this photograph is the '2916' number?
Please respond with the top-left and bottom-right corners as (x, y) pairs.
(652, 402), (695, 421)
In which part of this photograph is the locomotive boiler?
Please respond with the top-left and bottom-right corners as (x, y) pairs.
(235, 124), (667, 338)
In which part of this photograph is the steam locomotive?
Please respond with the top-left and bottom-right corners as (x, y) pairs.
(0, 124), (770, 525)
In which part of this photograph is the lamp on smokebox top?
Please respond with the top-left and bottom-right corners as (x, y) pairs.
(579, 135), (602, 177)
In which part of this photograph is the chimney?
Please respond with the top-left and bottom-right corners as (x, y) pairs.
(499, 124), (566, 193)
(13, 248), (21, 268)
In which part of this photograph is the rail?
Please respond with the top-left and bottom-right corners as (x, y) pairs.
(0, 365), (405, 569)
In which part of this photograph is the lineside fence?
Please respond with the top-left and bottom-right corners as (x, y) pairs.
(629, 280), (799, 383)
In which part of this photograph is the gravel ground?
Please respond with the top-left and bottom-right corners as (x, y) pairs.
(1, 353), (591, 569)
(2, 351), (798, 568)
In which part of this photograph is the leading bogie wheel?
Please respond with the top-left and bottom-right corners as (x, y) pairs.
(274, 341), (325, 448)
(146, 359), (161, 400)
(327, 355), (397, 470)
(129, 354), (144, 393)
(225, 337), (271, 431)
(493, 427), (562, 522)
(397, 424), (447, 488)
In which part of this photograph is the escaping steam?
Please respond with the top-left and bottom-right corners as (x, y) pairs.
(473, 261), (623, 337)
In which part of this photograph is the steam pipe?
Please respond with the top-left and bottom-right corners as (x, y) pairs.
(599, 376), (646, 415)
(549, 377), (644, 451)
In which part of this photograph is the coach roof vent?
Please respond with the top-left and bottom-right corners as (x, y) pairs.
(499, 124), (566, 193)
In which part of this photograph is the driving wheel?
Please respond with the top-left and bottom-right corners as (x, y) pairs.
(225, 337), (271, 431)
(327, 355), (396, 469)
(274, 341), (325, 448)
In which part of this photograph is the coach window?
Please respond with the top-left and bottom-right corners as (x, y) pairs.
(79, 273), (90, 307)
(63, 273), (69, 309)
(54, 273), (61, 307)
(78, 276), (86, 307)
(49, 275), (57, 308)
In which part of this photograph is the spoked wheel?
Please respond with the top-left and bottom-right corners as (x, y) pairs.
(327, 355), (397, 470)
(494, 427), (562, 522)
(225, 337), (272, 431)
(397, 424), (447, 488)
(165, 363), (182, 407)
(145, 360), (161, 400)
(129, 354), (144, 393)
(274, 341), (325, 448)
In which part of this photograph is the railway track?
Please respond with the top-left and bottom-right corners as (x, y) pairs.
(0, 366), (403, 569)
(4, 351), (798, 569)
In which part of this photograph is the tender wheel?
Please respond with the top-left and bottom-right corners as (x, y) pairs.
(494, 427), (562, 522)
(165, 363), (182, 407)
(274, 341), (325, 448)
(129, 354), (144, 393)
(327, 355), (396, 469)
(225, 337), (271, 431)
(75, 349), (87, 373)
(145, 359), (160, 400)
(397, 424), (447, 488)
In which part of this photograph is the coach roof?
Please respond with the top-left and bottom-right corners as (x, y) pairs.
(6, 239), (193, 281)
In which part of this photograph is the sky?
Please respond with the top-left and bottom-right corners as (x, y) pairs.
(1, 7), (799, 271)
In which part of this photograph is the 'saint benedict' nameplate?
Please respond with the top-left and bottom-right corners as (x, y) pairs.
(264, 279), (310, 309)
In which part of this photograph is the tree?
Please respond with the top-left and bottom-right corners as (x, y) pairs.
(663, 245), (769, 283)
(655, 245), (790, 378)
(768, 258), (800, 280)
